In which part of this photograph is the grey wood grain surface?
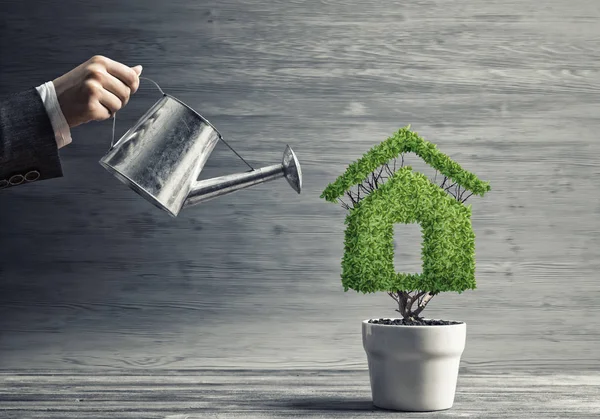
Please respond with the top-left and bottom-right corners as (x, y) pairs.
(1, 0), (600, 371)
(1, 370), (599, 418)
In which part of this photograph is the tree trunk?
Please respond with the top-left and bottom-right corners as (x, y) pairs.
(392, 291), (435, 320)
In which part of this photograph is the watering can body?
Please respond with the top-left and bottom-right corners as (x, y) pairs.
(100, 88), (302, 217)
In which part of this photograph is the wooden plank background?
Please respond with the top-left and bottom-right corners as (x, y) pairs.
(1, 0), (599, 371)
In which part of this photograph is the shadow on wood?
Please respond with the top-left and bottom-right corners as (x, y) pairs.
(277, 396), (375, 411)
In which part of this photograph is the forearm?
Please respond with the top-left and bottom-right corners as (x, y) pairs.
(0, 88), (63, 190)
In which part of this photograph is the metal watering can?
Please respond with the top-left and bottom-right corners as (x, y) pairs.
(99, 78), (302, 217)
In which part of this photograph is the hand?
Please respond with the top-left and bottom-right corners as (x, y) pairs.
(52, 55), (143, 128)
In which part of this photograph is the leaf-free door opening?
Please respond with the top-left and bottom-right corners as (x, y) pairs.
(393, 223), (423, 275)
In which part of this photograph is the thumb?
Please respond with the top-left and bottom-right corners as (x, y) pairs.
(132, 65), (143, 76)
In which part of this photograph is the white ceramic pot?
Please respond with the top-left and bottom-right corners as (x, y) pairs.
(362, 319), (466, 411)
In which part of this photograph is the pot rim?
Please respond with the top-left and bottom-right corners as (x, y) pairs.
(363, 318), (465, 327)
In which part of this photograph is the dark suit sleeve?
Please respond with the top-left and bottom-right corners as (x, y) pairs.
(0, 88), (63, 190)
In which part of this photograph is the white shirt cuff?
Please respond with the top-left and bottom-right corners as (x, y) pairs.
(35, 81), (72, 149)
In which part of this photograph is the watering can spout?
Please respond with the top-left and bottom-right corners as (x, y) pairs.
(183, 145), (302, 209)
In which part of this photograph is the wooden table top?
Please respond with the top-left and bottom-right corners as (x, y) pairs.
(1, 369), (599, 418)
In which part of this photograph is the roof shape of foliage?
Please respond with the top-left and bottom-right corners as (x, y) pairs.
(320, 126), (491, 203)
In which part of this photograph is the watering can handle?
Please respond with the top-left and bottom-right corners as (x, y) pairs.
(108, 77), (255, 171)
(109, 76), (166, 149)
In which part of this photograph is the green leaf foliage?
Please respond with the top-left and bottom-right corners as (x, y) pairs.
(320, 126), (491, 295)
(320, 125), (491, 203)
(341, 167), (475, 294)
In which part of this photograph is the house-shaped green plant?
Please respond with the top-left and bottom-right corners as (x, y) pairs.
(321, 126), (491, 319)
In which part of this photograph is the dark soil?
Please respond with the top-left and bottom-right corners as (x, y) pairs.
(368, 318), (462, 326)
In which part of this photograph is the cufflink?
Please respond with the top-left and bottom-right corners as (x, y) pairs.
(9, 174), (24, 185)
(25, 170), (40, 182)
(0, 179), (8, 189)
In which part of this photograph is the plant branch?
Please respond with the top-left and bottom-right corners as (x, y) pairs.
(440, 176), (448, 189)
(447, 187), (457, 199)
(377, 165), (385, 181)
(346, 191), (356, 206)
(412, 292), (436, 317)
(461, 192), (473, 203)
(358, 183), (371, 195)
(338, 198), (350, 210)
(444, 182), (457, 192)
(413, 291), (426, 308)
(365, 175), (375, 191)
(372, 171), (380, 189)
(384, 162), (394, 178)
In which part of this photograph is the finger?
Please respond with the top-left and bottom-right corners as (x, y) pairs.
(132, 65), (143, 76)
(91, 102), (112, 122)
(102, 57), (140, 93)
(102, 71), (131, 106)
(98, 88), (123, 117)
